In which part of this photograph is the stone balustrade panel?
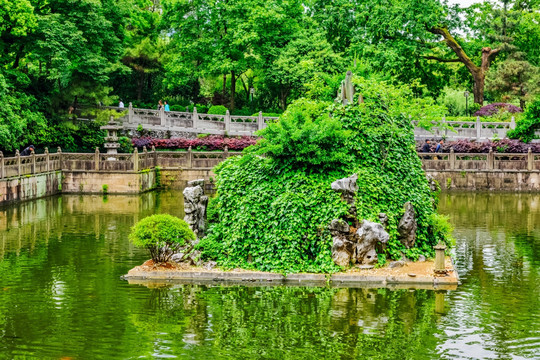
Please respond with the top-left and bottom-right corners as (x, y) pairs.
(454, 154), (489, 170)
(62, 153), (96, 171)
(166, 112), (192, 128)
(155, 152), (189, 168)
(3, 157), (19, 178)
(191, 152), (226, 168)
(132, 109), (161, 126)
(230, 122), (259, 133)
(99, 153), (134, 171)
(494, 153), (528, 170)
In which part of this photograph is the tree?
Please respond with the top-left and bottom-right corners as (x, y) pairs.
(265, 29), (344, 110)
(129, 214), (196, 263)
(486, 55), (539, 108)
(163, 0), (257, 110)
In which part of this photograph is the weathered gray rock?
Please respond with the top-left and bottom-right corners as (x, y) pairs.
(329, 175), (389, 267)
(388, 260), (405, 269)
(183, 185), (203, 204)
(187, 179), (205, 187)
(171, 252), (186, 263)
(190, 250), (203, 266)
(331, 173), (358, 194)
(203, 261), (217, 270)
(332, 237), (354, 267)
(329, 219), (350, 234)
(355, 220), (389, 264)
(331, 174), (359, 224)
(398, 202), (417, 248)
(417, 255), (426, 262)
(426, 174), (438, 192)
(183, 180), (208, 238)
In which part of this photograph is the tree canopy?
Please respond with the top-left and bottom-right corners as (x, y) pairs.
(0, 0), (539, 152)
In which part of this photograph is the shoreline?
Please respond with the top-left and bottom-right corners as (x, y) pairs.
(122, 257), (459, 290)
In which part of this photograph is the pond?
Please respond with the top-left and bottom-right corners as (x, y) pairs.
(0, 191), (538, 359)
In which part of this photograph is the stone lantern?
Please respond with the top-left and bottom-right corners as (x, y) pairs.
(100, 116), (122, 157)
(434, 241), (447, 274)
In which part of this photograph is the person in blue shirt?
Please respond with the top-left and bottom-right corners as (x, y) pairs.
(164, 101), (170, 111)
(435, 139), (444, 153)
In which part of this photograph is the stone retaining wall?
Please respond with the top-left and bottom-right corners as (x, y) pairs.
(0, 171), (62, 205)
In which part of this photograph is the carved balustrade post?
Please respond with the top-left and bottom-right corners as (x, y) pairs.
(31, 149), (36, 174)
(16, 150), (21, 176)
(510, 116), (516, 130)
(133, 148), (139, 172)
(225, 110), (231, 133)
(442, 116), (447, 138)
(258, 111), (264, 131)
(487, 148), (494, 170)
(143, 146), (148, 169)
(160, 106), (166, 126)
(187, 146), (193, 168)
(223, 146), (229, 160)
(476, 116), (481, 140)
(0, 151), (3, 179)
(528, 148), (533, 171)
(152, 145), (157, 167)
(94, 147), (100, 171)
(128, 102), (134, 123)
(57, 147), (63, 170)
(449, 148), (455, 170)
(192, 107), (199, 129)
(45, 147), (49, 172)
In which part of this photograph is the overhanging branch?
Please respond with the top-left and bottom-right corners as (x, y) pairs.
(422, 56), (462, 63)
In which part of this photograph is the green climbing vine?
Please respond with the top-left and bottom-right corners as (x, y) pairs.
(198, 76), (453, 273)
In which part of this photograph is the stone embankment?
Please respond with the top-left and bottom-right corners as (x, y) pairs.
(122, 257), (458, 290)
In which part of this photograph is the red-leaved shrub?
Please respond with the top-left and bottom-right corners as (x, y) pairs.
(132, 136), (258, 151)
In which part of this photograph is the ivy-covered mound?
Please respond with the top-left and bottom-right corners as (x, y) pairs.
(198, 77), (453, 273)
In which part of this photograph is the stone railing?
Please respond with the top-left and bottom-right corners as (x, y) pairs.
(3, 145), (539, 181)
(0, 147), (243, 179)
(102, 104), (274, 137)
(412, 117), (521, 141)
(0, 148), (62, 179)
(99, 104), (540, 141)
(420, 148), (540, 171)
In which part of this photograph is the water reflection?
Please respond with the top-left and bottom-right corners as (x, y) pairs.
(0, 192), (537, 359)
(438, 192), (539, 360)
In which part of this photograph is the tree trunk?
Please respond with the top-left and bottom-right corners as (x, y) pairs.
(137, 71), (144, 101)
(471, 70), (485, 105)
(428, 26), (500, 105)
(279, 86), (289, 110)
(222, 73), (227, 103)
(230, 70), (236, 111)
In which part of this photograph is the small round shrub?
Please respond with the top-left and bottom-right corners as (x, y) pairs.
(129, 214), (195, 263)
(208, 105), (228, 115)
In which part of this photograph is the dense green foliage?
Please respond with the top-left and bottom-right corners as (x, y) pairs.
(508, 98), (540, 142)
(129, 214), (195, 262)
(199, 77), (452, 272)
(1, 1), (540, 152)
(207, 105), (228, 115)
(249, 99), (352, 171)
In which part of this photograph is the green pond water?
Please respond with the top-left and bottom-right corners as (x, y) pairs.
(0, 191), (538, 359)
